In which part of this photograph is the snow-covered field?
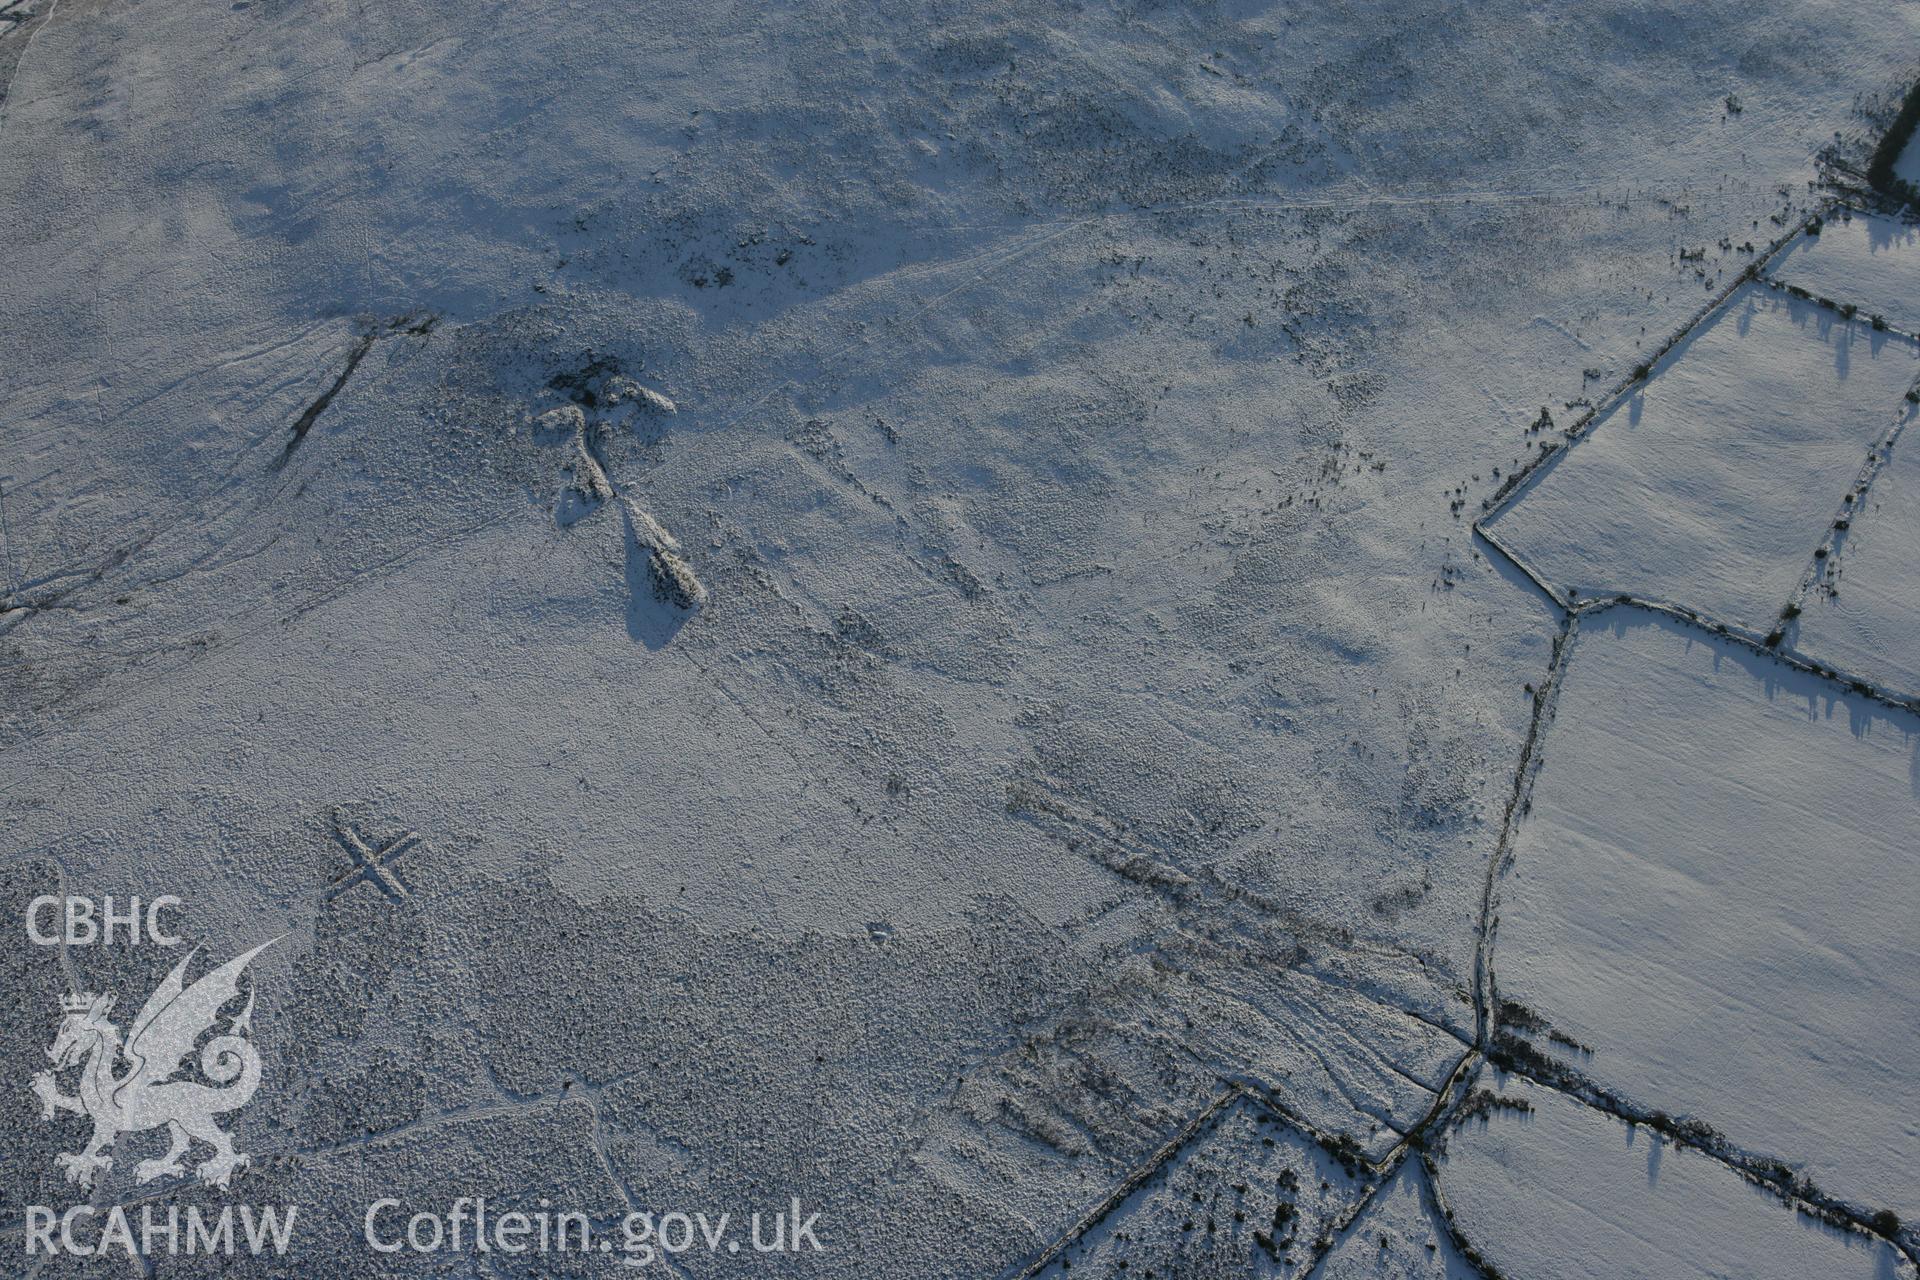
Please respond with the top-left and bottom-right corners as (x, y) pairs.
(1493, 611), (1920, 1226)
(1767, 207), (1920, 334)
(2, 0), (1919, 1275)
(1023, 1093), (1367, 1278)
(1793, 399), (1920, 698)
(1432, 1076), (1911, 1280)
(1320, 1164), (1477, 1280)
(1482, 281), (1919, 630)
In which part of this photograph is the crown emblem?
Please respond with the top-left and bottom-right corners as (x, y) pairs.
(60, 993), (96, 1013)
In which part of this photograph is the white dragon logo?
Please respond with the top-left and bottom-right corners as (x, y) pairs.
(30, 939), (279, 1191)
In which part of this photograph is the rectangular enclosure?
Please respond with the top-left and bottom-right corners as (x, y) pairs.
(1434, 1076), (1908, 1280)
(1766, 208), (1920, 335)
(1493, 612), (1920, 1225)
(1484, 283), (1917, 630)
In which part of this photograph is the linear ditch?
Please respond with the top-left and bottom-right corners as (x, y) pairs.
(273, 332), (377, 470)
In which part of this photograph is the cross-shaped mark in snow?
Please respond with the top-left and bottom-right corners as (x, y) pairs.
(325, 810), (418, 903)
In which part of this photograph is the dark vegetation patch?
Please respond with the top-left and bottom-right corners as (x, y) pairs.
(1867, 76), (1920, 205)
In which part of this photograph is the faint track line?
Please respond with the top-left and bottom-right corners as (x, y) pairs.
(0, 0), (55, 122)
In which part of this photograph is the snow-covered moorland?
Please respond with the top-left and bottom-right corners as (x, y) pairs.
(2, 1), (1918, 1275)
